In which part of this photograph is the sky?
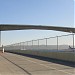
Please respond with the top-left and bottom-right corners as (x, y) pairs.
(0, 0), (74, 45)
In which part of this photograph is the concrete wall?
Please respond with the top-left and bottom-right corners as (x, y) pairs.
(6, 50), (75, 62)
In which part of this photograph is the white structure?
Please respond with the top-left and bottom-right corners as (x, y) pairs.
(2, 47), (4, 53)
(2, 45), (4, 53)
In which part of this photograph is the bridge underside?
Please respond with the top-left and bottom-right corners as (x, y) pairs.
(0, 24), (75, 33)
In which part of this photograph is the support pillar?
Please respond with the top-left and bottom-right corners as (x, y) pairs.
(0, 31), (1, 47)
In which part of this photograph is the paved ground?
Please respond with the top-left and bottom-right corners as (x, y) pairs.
(0, 52), (75, 75)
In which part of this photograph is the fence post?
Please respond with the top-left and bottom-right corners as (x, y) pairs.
(23, 42), (24, 50)
(46, 38), (47, 46)
(27, 41), (28, 46)
(32, 40), (33, 46)
(24, 42), (26, 50)
(20, 42), (21, 50)
(73, 34), (74, 49)
(57, 36), (58, 51)
(38, 39), (39, 47)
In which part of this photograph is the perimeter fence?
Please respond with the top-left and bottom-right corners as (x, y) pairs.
(4, 34), (75, 52)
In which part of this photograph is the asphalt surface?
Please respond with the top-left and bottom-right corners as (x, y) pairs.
(0, 52), (75, 75)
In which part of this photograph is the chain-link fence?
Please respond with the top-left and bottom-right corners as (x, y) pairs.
(5, 34), (75, 52)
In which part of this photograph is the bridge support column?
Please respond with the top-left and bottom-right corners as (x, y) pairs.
(0, 31), (1, 47)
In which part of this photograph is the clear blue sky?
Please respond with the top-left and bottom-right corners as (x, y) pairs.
(0, 0), (74, 45)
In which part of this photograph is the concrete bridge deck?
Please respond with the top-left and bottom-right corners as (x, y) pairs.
(0, 52), (75, 75)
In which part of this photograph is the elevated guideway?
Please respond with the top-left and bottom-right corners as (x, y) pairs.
(0, 24), (75, 33)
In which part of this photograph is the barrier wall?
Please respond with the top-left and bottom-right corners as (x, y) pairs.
(6, 50), (75, 62)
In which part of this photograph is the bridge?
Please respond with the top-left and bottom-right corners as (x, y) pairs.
(0, 24), (75, 33)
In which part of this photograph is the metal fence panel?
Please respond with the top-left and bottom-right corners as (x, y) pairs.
(58, 34), (74, 51)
